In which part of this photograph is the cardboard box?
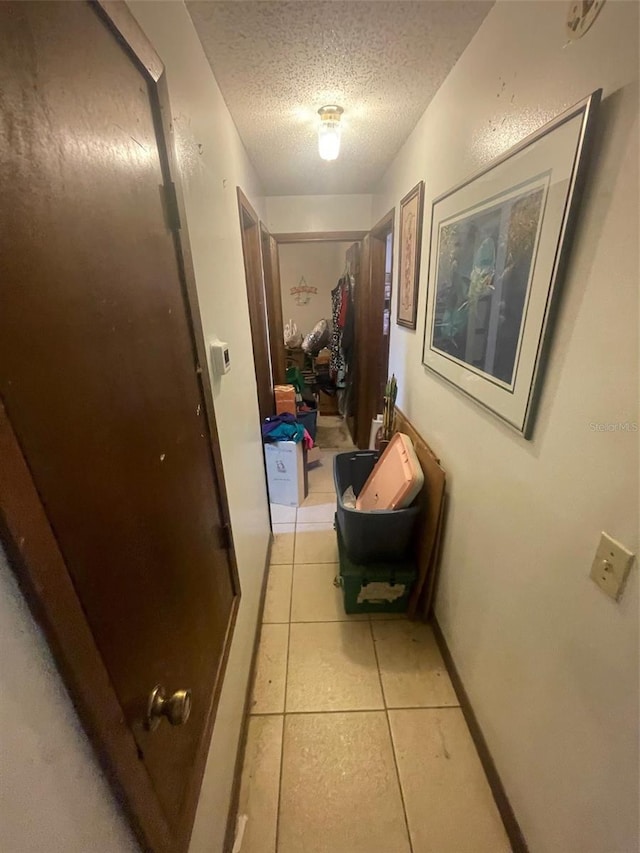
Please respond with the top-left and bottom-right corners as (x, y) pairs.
(274, 384), (296, 415)
(264, 441), (308, 506)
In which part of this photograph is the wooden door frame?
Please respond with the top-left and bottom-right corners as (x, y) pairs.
(237, 187), (275, 421)
(272, 230), (367, 244)
(371, 208), (395, 432)
(260, 223), (286, 387)
(354, 209), (395, 448)
(0, 3), (240, 851)
(353, 233), (371, 448)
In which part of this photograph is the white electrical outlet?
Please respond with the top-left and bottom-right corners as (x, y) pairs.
(590, 532), (635, 601)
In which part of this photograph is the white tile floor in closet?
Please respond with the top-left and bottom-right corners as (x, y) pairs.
(238, 433), (512, 853)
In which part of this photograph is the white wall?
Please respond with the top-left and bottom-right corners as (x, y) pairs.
(279, 241), (352, 336)
(266, 193), (372, 233)
(1, 3), (271, 852)
(0, 546), (140, 852)
(373, 3), (639, 852)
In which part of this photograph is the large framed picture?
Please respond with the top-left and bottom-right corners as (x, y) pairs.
(397, 180), (425, 329)
(422, 90), (601, 437)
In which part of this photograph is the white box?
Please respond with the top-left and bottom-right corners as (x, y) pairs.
(264, 441), (307, 507)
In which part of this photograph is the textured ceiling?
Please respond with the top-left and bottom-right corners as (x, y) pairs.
(187, 1), (494, 196)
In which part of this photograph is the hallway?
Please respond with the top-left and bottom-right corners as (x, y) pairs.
(235, 422), (511, 853)
(1, 4), (637, 853)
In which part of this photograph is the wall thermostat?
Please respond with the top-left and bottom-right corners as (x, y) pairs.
(210, 340), (231, 375)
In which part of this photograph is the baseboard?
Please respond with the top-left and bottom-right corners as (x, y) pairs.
(223, 532), (273, 853)
(432, 617), (529, 853)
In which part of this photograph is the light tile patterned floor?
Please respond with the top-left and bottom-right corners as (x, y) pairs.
(237, 440), (512, 853)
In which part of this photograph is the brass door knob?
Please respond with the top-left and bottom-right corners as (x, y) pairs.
(145, 685), (192, 731)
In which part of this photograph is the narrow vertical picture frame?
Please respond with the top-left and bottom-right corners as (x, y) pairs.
(396, 180), (425, 329)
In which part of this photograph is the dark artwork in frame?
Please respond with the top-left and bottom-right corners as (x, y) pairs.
(432, 180), (546, 388)
(422, 89), (601, 438)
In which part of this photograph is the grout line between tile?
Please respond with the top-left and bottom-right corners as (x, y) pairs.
(274, 524), (296, 853)
(249, 703), (460, 717)
(369, 618), (414, 853)
(288, 618), (367, 624)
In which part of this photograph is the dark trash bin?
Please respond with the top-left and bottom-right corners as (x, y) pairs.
(333, 451), (420, 563)
(296, 408), (317, 442)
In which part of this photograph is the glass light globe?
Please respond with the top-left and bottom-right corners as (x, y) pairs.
(318, 122), (341, 161)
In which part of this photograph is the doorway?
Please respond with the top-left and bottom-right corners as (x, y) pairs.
(274, 232), (365, 441)
(265, 224), (394, 451)
(279, 238), (354, 416)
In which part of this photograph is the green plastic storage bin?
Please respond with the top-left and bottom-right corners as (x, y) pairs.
(336, 520), (417, 615)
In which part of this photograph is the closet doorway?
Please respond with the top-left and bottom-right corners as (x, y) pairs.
(273, 231), (366, 441)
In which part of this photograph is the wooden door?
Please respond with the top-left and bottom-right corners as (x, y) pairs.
(0, 3), (238, 850)
(261, 224), (286, 387)
(238, 190), (274, 421)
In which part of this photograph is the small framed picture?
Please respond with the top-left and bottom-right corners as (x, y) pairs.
(396, 180), (425, 330)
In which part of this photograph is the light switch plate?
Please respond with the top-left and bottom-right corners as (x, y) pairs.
(590, 532), (635, 601)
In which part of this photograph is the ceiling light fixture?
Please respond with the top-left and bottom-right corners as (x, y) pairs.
(318, 105), (344, 161)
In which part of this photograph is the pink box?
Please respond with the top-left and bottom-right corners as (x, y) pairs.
(356, 433), (424, 511)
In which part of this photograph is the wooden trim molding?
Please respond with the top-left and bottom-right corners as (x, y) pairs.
(261, 224), (287, 387)
(432, 618), (530, 853)
(371, 207), (395, 237)
(223, 534), (273, 852)
(237, 186), (260, 227)
(237, 186), (275, 422)
(95, 0), (163, 81)
(272, 230), (367, 244)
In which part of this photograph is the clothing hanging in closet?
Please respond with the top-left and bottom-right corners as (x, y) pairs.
(330, 272), (355, 389)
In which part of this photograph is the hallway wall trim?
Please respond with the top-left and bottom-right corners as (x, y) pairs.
(223, 535), (273, 853)
(432, 618), (529, 853)
(273, 231), (367, 244)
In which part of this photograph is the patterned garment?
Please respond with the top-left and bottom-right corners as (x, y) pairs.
(330, 278), (346, 386)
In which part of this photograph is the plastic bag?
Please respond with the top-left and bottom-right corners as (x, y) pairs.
(301, 318), (330, 355)
(284, 319), (303, 349)
(342, 485), (357, 509)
